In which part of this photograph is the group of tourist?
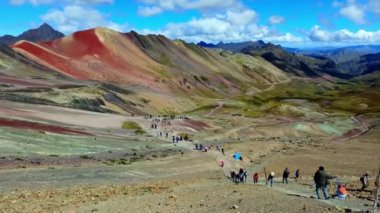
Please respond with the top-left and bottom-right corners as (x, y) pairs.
(147, 115), (377, 202)
(238, 168), (299, 187)
(147, 114), (191, 143)
(230, 168), (248, 183)
(194, 144), (224, 154)
(227, 164), (375, 200)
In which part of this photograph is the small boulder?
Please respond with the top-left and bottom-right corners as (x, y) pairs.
(232, 205), (239, 209)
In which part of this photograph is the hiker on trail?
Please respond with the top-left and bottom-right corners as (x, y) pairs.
(176, 136), (180, 143)
(165, 132), (168, 138)
(230, 171), (236, 180)
(239, 168), (244, 175)
(160, 132), (162, 137)
(253, 172), (259, 183)
(360, 172), (369, 191)
(172, 136), (175, 143)
(195, 144), (198, 150)
(221, 148), (225, 155)
(282, 168), (290, 184)
(295, 169), (300, 181)
(243, 171), (248, 182)
(313, 166), (337, 200)
(336, 183), (348, 199)
(230, 171), (239, 183)
(238, 168), (245, 183)
(219, 160), (224, 168)
(235, 173), (241, 183)
(267, 172), (275, 187)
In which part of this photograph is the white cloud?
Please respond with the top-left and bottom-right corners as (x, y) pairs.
(138, 6), (162, 16)
(333, 0), (380, 25)
(308, 25), (380, 43)
(137, 0), (241, 16)
(140, 9), (302, 44)
(41, 5), (127, 33)
(339, 2), (365, 24)
(268, 15), (285, 25)
(308, 25), (332, 41)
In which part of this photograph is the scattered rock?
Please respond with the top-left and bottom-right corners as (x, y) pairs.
(232, 205), (239, 209)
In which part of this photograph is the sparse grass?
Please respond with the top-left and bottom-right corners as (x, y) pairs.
(158, 54), (174, 67)
(122, 121), (146, 135)
(185, 104), (219, 114)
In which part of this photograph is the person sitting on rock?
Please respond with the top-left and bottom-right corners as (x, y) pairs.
(336, 183), (348, 199)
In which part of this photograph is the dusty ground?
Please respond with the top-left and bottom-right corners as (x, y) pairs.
(0, 100), (379, 212)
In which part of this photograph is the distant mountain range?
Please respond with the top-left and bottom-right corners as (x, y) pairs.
(197, 40), (266, 52)
(198, 40), (350, 78)
(197, 40), (380, 77)
(0, 23), (64, 45)
(290, 45), (380, 64)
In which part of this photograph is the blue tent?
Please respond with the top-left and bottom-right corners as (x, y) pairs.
(233, 152), (241, 160)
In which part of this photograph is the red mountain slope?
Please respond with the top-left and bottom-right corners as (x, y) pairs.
(12, 28), (164, 88)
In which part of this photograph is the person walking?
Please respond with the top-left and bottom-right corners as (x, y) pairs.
(360, 172), (369, 191)
(295, 169), (300, 181)
(313, 166), (337, 199)
(282, 168), (290, 184)
(253, 172), (259, 183)
(268, 172), (275, 187)
(243, 171), (248, 183)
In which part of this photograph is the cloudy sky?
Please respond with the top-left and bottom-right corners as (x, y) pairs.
(0, 0), (379, 47)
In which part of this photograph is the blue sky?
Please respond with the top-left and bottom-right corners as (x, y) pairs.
(0, 0), (379, 47)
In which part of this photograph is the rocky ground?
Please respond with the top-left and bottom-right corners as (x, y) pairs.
(0, 100), (379, 212)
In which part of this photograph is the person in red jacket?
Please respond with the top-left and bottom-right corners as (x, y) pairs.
(253, 172), (259, 183)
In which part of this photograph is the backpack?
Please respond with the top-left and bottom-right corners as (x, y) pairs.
(360, 176), (364, 183)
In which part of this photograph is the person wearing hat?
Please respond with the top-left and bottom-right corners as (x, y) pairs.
(360, 172), (369, 191)
(313, 166), (337, 199)
(268, 171), (275, 187)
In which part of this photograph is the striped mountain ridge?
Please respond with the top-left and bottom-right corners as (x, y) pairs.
(11, 27), (290, 97)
